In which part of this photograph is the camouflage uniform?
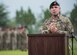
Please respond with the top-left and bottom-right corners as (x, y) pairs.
(40, 15), (74, 35)
(0, 30), (4, 50)
(10, 30), (17, 50)
(20, 32), (28, 51)
(17, 31), (28, 51)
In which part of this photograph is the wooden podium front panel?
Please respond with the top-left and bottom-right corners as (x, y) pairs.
(28, 33), (68, 55)
(28, 36), (45, 55)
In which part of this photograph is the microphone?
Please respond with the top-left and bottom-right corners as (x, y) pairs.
(71, 32), (77, 41)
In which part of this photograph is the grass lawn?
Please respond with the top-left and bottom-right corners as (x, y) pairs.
(0, 50), (28, 55)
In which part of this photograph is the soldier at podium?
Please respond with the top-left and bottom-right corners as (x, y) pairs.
(40, 1), (74, 36)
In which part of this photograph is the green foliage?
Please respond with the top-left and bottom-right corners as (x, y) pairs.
(15, 7), (36, 33)
(15, 7), (36, 26)
(0, 4), (9, 27)
(7, 19), (17, 27)
(70, 4), (77, 23)
(42, 9), (51, 22)
(70, 4), (77, 32)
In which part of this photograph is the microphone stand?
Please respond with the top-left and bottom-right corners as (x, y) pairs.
(71, 33), (77, 55)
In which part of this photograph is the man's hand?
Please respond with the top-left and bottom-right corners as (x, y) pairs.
(48, 22), (58, 32)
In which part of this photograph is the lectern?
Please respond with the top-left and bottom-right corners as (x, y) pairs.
(28, 33), (69, 55)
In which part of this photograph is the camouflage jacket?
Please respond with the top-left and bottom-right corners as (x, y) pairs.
(40, 15), (74, 35)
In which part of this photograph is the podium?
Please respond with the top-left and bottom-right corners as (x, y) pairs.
(28, 33), (69, 55)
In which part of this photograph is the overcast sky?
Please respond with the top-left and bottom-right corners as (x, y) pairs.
(0, 0), (76, 18)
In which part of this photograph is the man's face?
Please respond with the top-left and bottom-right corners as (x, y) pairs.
(50, 5), (60, 16)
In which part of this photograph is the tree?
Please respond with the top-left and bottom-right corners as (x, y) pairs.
(42, 9), (51, 22)
(0, 4), (9, 27)
(27, 8), (36, 25)
(15, 7), (25, 25)
(70, 4), (77, 33)
(7, 19), (16, 28)
(16, 7), (36, 25)
(15, 7), (36, 33)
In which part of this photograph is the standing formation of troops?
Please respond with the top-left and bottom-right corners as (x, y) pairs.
(0, 26), (28, 51)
